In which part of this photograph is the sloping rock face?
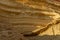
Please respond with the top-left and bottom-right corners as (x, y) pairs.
(0, 0), (60, 40)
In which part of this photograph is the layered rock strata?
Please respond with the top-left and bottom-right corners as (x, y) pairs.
(0, 0), (60, 37)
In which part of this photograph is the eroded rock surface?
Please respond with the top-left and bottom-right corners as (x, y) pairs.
(0, 0), (60, 40)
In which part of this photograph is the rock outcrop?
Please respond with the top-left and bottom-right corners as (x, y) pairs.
(0, 0), (60, 39)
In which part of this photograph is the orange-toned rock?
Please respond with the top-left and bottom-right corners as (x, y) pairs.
(0, 0), (60, 37)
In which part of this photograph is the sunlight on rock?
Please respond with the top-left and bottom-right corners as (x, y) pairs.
(38, 23), (60, 36)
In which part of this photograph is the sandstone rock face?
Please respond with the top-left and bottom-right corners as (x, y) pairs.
(0, 0), (60, 40)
